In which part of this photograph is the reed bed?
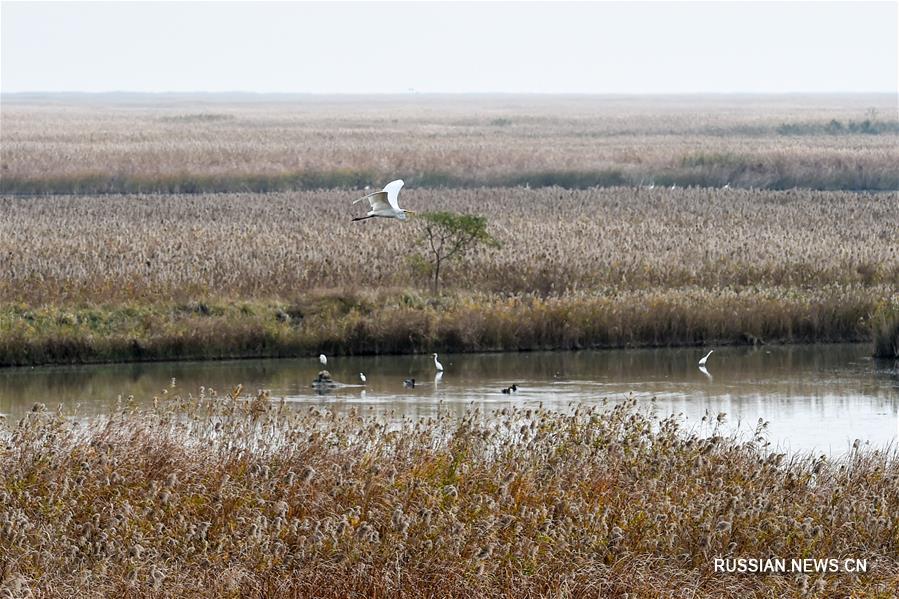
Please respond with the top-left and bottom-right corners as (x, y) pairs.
(1, 391), (897, 597)
(1, 185), (896, 364)
(873, 308), (899, 359)
(1, 187), (896, 303)
(3, 95), (897, 363)
(2, 94), (897, 193)
(0, 287), (889, 366)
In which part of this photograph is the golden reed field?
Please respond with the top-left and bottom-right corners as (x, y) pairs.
(2, 93), (898, 193)
(1, 95), (898, 598)
(1, 393), (897, 597)
(0, 93), (897, 366)
(0, 186), (896, 365)
(1, 186), (896, 300)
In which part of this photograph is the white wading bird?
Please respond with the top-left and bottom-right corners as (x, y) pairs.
(352, 179), (414, 221)
(319, 354), (327, 366)
(432, 353), (444, 372)
(359, 372), (367, 384)
(698, 350), (714, 367)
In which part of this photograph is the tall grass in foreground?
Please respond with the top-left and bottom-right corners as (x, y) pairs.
(1, 391), (897, 597)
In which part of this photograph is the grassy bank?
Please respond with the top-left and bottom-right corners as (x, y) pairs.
(1, 392), (897, 597)
(873, 308), (899, 359)
(0, 287), (893, 367)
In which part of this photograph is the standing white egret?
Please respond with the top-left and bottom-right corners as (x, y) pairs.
(698, 350), (714, 367)
(352, 179), (414, 221)
(432, 353), (444, 372)
(319, 354), (327, 366)
(359, 372), (367, 384)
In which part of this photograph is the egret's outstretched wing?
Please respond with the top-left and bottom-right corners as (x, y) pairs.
(353, 191), (392, 212)
(383, 179), (404, 210)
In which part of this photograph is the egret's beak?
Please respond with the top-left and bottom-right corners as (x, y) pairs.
(405, 210), (416, 216)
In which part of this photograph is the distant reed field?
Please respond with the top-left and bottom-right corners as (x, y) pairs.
(2, 94), (897, 193)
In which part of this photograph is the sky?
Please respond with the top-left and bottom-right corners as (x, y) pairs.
(1, 1), (896, 94)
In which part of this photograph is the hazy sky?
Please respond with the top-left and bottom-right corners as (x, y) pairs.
(2, 1), (896, 94)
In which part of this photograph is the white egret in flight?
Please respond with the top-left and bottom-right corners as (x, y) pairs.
(319, 354), (327, 366)
(352, 179), (414, 221)
(432, 353), (444, 371)
(698, 350), (714, 367)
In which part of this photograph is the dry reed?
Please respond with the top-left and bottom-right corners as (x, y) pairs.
(2, 95), (896, 364)
(2, 94), (897, 192)
(1, 187), (895, 303)
(1, 390), (896, 597)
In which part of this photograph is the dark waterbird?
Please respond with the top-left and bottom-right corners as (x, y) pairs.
(312, 370), (338, 393)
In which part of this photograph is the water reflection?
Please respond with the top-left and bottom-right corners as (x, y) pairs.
(0, 344), (896, 453)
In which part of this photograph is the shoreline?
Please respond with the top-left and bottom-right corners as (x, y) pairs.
(1, 288), (892, 367)
(0, 338), (881, 371)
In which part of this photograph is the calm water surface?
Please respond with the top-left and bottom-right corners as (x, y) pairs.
(1, 344), (896, 454)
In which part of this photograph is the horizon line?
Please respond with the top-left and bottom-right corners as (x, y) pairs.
(3, 90), (896, 97)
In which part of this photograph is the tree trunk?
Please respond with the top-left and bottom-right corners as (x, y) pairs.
(433, 258), (441, 295)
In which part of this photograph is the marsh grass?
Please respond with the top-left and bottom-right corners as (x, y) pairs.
(2, 96), (897, 364)
(0, 185), (896, 365)
(0, 170), (381, 196)
(1, 188), (896, 303)
(2, 94), (897, 193)
(872, 308), (899, 359)
(0, 287), (890, 366)
(1, 391), (897, 597)
(777, 118), (899, 136)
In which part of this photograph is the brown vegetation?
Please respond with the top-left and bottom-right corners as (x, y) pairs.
(2, 94), (897, 192)
(1, 392), (897, 597)
(0, 185), (895, 365)
(2, 95), (896, 365)
(1, 187), (896, 303)
(873, 308), (899, 359)
(0, 287), (887, 366)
